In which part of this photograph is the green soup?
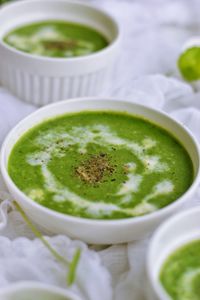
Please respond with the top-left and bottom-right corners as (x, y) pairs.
(8, 111), (193, 220)
(3, 20), (108, 58)
(160, 240), (200, 300)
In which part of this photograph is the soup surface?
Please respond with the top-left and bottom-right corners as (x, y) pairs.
(3, 20), (108, 58)
(160, 239), (200, 300)
(8, 111), (193, 220)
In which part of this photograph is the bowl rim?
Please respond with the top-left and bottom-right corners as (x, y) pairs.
(0, 281), (81, 300)
(1, 97), (200, 226)
(146, 206), (200, 300)
(0, 0), (121, 63)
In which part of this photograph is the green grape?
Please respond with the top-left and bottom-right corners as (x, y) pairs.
(178, 46), (200, 81)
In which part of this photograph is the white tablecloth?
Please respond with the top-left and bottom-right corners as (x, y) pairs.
(0, 1), (200, 299)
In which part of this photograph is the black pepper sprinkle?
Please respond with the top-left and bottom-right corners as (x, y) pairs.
(75, 153), (115, 185)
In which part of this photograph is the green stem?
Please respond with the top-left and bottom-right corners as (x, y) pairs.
(67, 248), (81, 285)
(14, 201), (81, 285)
(14, 201), (68, 265)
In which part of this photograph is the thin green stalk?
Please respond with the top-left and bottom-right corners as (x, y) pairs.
(67, 248), (81, 285)
(14, 201), (81, 286)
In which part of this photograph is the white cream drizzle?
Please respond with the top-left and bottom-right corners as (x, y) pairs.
(33, 124), (168, 171)
(176, 268), (200, 300)
(118, 162), (142, 196)
(143, 155), (169, 172)
(6, 25), (94, 56)
(33, 27), (62, 41)
(127, 179), (174, 215)
(142, 137), (157, 149)
(142, 180), (174, 203)
(128, 202), (157, 216)
(117, 162), (143, 205)
(26, 124), (174, 217)
(27, 188), (45, 202)
(118, 174), (142, 196)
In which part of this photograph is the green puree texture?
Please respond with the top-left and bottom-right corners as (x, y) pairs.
(160, 240), (200, 300)
(8, 111), (193, 220)
(3, 20), (108, 58)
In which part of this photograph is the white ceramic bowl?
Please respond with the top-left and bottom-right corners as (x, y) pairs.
(1, 98), (200, 244)
(0, 282), (81, 300)
(146, 207), (200, 300)
(0, 0), (120, 106)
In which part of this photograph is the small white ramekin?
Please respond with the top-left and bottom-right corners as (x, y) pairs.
(0, 281), (81, 300)
(1, 98), (200, 244)
(0, 0), (120, 106)
(146, 207), (200, 300)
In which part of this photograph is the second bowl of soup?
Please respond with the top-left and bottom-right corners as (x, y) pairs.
(147, 207), (200, 300)
(0, 0), (120, 105)
(1, 98), (199, 244)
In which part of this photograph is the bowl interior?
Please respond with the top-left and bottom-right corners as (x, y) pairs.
(148, 207), (200, 299)
(0, 0), (118, 43)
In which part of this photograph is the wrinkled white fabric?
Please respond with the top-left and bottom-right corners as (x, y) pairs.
(0, 88), (35, 144)
(0, 1), (200, 300)
(0, 235), (112, 300)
